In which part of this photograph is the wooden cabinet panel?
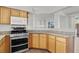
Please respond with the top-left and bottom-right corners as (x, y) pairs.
(32, 34), (39, 48)
(0, 7), (10, 24)
(29, 33), (32, 48)
(56, 37), (67, 53)
(0, 40), (5, 53)
(4, 36), (10, 53)
(48, 35), (55, 52)
(39, 34), (47, 49)
(56, 36), (66, 43)
(19, 10), (28, 18)
(11, 9), (20, 16)
(0, 35), (10, 53)
(56, 41), (66, 53)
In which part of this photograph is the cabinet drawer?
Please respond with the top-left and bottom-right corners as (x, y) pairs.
(40, 34), (47, 37)
(56, 36), (66, 43)
(32, 33), (39, 37)
(48, 35), (55, 39)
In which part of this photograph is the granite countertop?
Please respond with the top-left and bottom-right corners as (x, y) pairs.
(27, 30), (75, 38)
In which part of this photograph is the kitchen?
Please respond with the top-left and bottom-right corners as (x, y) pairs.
(0, 6), (79, 53)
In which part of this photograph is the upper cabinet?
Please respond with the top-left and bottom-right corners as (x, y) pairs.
(0, 7), (10, 24)
(0, 6), (28, 25)
(11, 9), (20, 17)
(11, 8), (28, 18)
(19, 10), (28, 18)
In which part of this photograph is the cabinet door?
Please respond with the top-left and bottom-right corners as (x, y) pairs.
(0, 7), (10, 24)
(48, 35), (55, 52)
(0, 35), (10, 53)
(39, 34), (47, 49)
(11, 9), (20, 17)
(19, 10), (28, 18)
(29, 33), (32, 48)
(32, 34), (39, 48)
(0, 40), (5, 53)
(56, 37), (67, 53)
(4, 36), (10, 53)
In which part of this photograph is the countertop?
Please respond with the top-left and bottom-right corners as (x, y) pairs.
(0, 31), (10, 45)
(27, 30), (75, 38)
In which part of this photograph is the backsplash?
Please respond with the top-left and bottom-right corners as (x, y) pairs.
(0, 25), (11, 31)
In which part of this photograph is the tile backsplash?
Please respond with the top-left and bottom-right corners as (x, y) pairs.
(0, 25), (11, 31)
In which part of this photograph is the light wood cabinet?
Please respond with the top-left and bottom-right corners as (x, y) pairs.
(0, 6), (28, 24)
(32, 33), (39, 48)
(39, 34), (47, 49)
(29, 33), (69, 53)
(0, 40), (5, 53)
(11, 8), (28, 18)
(19, 10), (28, 18)
(48, 35), (55, 52)
(0, 7), (10, 24)
(4, 35), (10, 53)
(29, 33), (32, 48)
(11, 9), (20, 17)
(0, 35), (10, 53)
(56, 36), (67, 53)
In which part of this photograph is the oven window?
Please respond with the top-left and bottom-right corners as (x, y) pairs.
(11, 38), (28, 45)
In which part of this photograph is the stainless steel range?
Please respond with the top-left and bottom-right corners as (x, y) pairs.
(10, 25), (29, 53)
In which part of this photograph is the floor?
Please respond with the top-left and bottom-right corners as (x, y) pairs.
(26, 49), (49, 53)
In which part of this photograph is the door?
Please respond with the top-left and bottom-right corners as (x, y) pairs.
(48, 35), (55, 52)
(56, 36), (67, 53)
(0, 7), (10, 24)
(32, 33), (39, 48)
(39, 34), (47, 49)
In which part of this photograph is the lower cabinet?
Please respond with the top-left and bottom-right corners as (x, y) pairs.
(29, 33), (68, 53)
(30, 33), (47, 49)
(56, 36), (67, 53)
(39, 34), (47, 49)
(32, 33), (39, 48)
(0, 35), (10, 53)
(48, 35), (55, 52)
(29, 33), (32, 48)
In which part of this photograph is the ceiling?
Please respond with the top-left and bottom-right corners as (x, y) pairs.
(8, 6), (67, 14)
(8, 6), (79, 15)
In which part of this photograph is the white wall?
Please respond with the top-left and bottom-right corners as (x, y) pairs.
(27, 13), (34, 29)
(32, 14), (54, 29)
(27, 11), (75, 32)
(54, 12), (74, 30)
